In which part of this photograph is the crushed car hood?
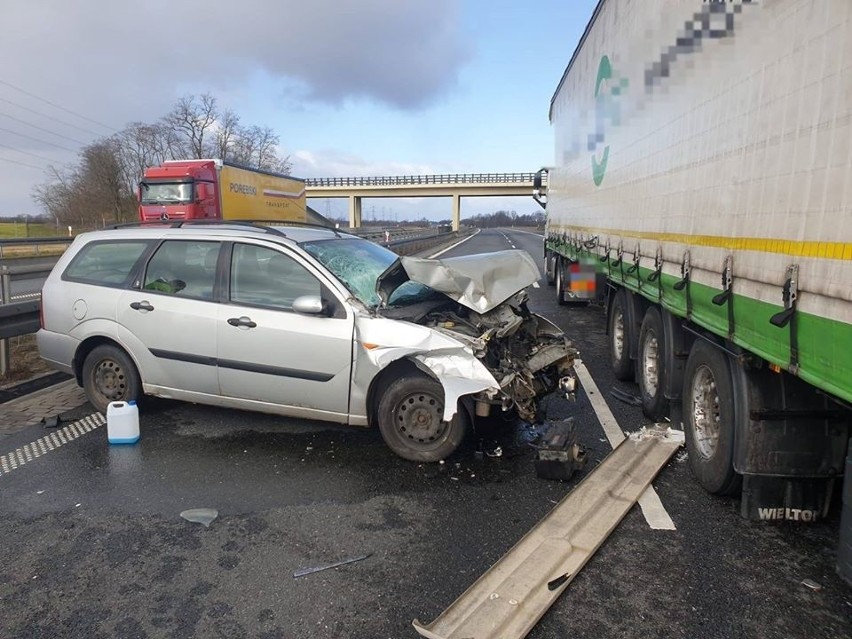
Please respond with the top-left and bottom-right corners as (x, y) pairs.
(376, 249), (541, 314)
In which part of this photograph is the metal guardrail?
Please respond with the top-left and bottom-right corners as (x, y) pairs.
(306, 173), (541, 188)
(0, 236), (73, 258)
(0, 261), (56, 375)
(0, 300), (39, 340)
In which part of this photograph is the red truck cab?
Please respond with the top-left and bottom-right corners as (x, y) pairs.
(138, 160), (219, 222)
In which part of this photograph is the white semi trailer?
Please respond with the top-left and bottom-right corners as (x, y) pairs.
(542, 0), (851, 519)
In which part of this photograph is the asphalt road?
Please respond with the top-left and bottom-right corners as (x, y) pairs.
(1, 229), (849, 639)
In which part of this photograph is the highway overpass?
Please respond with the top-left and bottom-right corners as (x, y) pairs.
(305, 172), (546, 230)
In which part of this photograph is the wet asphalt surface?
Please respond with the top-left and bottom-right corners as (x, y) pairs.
(1, 229), (850, 639)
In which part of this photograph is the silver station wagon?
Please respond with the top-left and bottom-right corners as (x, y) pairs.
(37, 223), (577, 461)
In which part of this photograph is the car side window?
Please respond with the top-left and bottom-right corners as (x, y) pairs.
(143, 240), (220, 299)
(230, 244), (321, 310)
(63, 241), (151, 286)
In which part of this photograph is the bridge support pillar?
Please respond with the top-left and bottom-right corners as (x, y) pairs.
(451, 194), (461, 232)
(348, 196), (362, 228)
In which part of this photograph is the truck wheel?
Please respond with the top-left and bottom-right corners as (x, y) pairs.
(554, 259), (568, 306)
(638, 307), (669, 420)
(682, 340), (741, 495)
(82, 344), (143, 415)
(545, 252), (556, 286)
(608, 289), (633, 380)
(377, 373), (467, 462)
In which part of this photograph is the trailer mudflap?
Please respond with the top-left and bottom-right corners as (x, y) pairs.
(412, 426), (683, 639)
(741, 475), (835, 522)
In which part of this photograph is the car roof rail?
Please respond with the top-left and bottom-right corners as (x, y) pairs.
(110, 219), (343, 238)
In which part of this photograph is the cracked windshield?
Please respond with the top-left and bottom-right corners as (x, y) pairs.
(302, 237), (432, 307)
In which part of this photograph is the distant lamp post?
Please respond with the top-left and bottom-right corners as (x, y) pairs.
(25, 214), (29, 238)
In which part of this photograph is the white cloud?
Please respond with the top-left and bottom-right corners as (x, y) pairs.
(291, 149), (434, 178)
(1, 0), (470, 121)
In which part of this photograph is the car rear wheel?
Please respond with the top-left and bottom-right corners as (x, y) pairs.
(82, 344), (142, 415)
(377, 373), (467, 462)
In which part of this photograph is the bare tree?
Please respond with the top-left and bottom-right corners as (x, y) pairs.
(32, 92), (294, 224)
(116, 122), (171, 193)
(212, 108), (241, 160)
(163, 93), (218, 158)
(232, 125), (291, 174)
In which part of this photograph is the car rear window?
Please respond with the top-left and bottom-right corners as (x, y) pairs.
(63, 241), (151, 286)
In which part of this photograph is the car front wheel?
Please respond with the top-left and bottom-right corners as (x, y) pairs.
(377, 373), (467, 462)
(82, 344), (143, 415)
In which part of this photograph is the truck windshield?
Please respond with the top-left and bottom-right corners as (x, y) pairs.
(140, 182), (193, 204)
(301, 237), (433, 307)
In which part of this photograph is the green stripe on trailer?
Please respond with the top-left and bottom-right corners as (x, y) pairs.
(546, 240), (852, 405)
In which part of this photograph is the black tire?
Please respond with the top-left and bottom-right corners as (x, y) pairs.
(554, 259), (568, 306)
(377, 373), (467, 462)
(608, 289), (633, 380)
(544, 252), (556, 286)
(82, 344), (143, 415)
(682, 340), (741, 495)
(638, 307), (669, 420)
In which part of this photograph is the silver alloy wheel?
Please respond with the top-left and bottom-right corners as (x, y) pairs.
(641, 330), (659, 396)
(613, 310), (625, 361)
(395, 391), (447, 444)
(690, 363), (721, 459)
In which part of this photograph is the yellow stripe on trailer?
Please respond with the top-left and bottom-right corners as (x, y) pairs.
(553, 225), (852, 261)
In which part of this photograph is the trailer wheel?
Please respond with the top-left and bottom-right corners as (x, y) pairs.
(544, 252), (556, 286)
(682, 340), (741, 495)
(608, 289), (633, 380)
(638, 307), (669, 420)
(554, 259), (568, 305)
(377, 373), (467, 462)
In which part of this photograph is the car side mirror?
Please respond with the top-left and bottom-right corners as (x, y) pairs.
(292, 295), (326, 316)
(196, 183), (208, 201)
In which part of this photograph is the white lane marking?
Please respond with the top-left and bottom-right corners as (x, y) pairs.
(428, 229), (481, 258)
(0, 413), (106, 478)
(574, 360), (677, 530)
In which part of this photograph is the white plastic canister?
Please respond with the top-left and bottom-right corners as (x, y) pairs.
(106, 400), (140, 444)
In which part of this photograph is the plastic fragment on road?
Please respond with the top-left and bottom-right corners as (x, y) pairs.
(293, 553), (371, 578)
(412, 424), (683, 639)
(801, 578), (822, 591)
(180, 508), (218, 527)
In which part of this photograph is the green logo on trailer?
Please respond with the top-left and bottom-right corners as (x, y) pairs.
(591, 55), (627, 187)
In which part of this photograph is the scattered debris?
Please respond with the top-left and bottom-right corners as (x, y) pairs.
(610, 387), (642, 406)
(413, 424), (683, 639)
(293, 553), (371, 578)
(486, 446), (503, 458)
(532, 418), (587, 481)
(41, 415), (61, 428)
(801, 578), (822, 592)
(180, 508), (218, 528)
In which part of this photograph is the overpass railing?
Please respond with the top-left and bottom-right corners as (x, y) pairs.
(306, 172), (541, 188)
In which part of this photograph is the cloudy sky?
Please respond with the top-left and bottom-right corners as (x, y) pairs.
(0, 0), (598, 221)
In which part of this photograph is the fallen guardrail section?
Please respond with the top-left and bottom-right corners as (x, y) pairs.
(412, 425), (684, 639)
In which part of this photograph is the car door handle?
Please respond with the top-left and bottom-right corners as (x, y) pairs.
(227, 316), (257, 328)
(130, 301), (155, 311)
